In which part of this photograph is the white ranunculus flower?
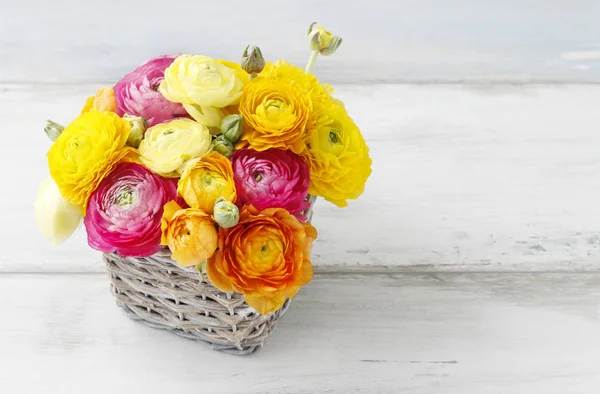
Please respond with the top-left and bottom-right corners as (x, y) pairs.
(34, 177), (82, 245)
(159, 55), (244, 107)
(159, 55), (246, 129)
(138, 119), (212, 177)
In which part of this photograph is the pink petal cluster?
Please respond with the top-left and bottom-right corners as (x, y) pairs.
(114, 55), (187, 126)
(84, 162), (178, 257)
(231, 148), (311, 220)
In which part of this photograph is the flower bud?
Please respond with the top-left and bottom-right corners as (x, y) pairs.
(307, 23), (342, 56)
(123, 114), (147, 148)
(213, 197), (240, 228)
(195, 260), (207, 274)
(34, 177), (82, 245)
(319, 36), (343, 56)
(212, 135), (234, 158)
(221, 114), (244, 143)
(241, 45), (265, 75)
(44, 120), (64, 142)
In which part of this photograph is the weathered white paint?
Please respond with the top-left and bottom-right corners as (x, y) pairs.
(2, 0), (600, 83)
(1, 272), (599, 393)
(3, 83), (600, 271)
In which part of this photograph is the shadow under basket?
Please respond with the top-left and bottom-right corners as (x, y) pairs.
(103, 250), (291, 355)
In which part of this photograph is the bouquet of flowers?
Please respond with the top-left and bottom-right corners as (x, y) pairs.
(35, 24), (372, 318)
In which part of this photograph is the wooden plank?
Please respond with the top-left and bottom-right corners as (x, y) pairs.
(1, 272), (599, 393)
(5, 83), (600, 272)
(2, 0), (600, 83)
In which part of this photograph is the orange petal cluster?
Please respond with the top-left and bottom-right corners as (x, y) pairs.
(207, 206), (316, 314)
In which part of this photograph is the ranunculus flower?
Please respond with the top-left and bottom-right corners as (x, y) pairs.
(114, 55), (187, 127)
(259, 61), (333, 133)
(302, 98), (372, 207)
(207, 206), (317, 315)
(81, 87), (117, 114)
(161, 201), (218, 267)
(84, 162), (178, 257)
(159, 55), (247, 128)
(177, 152), (236, 213)
(239, 74), (312, 154)
(138, 119), (212, 177)
(34, 177), (82, 244)
(231, 148), (310, 220)
(47, 111), (134, 211)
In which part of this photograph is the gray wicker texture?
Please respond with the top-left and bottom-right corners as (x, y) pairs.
(103, 195), (316, 355)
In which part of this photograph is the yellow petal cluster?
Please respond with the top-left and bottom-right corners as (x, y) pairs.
(161, 201), (218, 267)
(239, 74), (312, 154)
(47, 111), (133, 211)
(260, 61), (333, 134)
(138, 119), (212, 177)
(177, 152), (237, 213)
(159, 55), (246, 128)
(302, 99), (372, 207)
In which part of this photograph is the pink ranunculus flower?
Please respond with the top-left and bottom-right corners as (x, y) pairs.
(231, 148), (311, 220)
(84, 162), (179, 257)
(114, 55), (188, 127)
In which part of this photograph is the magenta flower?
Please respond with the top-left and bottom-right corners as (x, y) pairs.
(231, 148), (311, 220)
(84, 162), (178, 257)
(114, 55), (187, 126)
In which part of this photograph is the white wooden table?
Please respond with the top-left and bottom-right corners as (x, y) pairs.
(2, 271), (599, 393)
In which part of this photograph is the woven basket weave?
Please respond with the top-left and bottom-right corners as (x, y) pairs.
(103, 196), (316, 355)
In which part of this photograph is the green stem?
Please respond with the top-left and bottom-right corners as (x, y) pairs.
(304, 50), (319, 74)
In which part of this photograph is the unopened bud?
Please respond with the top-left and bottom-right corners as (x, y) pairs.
(221, 114), (243, 143)
(123, 114), (147, 148)
(212, 135), (234, 158)
(213, 197), (240, 228)
(307, 23), (342, 56)
(241, 45), (265, 76)
(44, 120), (64, 142)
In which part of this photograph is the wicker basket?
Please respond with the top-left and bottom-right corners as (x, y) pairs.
(103, 196), (316, 355)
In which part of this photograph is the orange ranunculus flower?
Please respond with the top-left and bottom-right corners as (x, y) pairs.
(207, 206), (317, 315)
(161, 201), (219, 267)
(81, 87), (117, 114)
(239, 75), (312, 154)
(177, 152), (237, 214)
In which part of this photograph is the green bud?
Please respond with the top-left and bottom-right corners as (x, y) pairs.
(307, 24), (342, 56)
(123, 114), (147, 148)
(195, 260), (207, 273)
(241, 45), (265, 76)
(212, 135), (234, 158)
(44, 120), (64, 142)
(319, 36), (343, 56)
(213, 197), (240, 228)
(221, 114), (243, 143)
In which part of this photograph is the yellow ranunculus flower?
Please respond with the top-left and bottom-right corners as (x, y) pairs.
(177, 152), (236, 213)
(81, 87), (117, 114)
(259, 60), (333, 134)
(302, 99), (372, 207)
(161, 201), (218, 267)
(138, 119), (212, 178)
(47, 111), (133, 211)
(239, 74), (312, 154)
(34, 177), (82, 244)
(159, 55), (246, 128)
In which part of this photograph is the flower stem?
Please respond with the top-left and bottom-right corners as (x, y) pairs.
(304, 50), (319, 75)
